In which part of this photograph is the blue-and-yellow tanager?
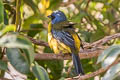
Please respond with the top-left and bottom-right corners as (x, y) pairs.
(48, 10), (84, 75)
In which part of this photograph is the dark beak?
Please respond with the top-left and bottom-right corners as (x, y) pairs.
(47, 15), (55, 20)
(47, 15), (52, 18)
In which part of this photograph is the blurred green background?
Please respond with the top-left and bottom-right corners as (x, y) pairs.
(0, 0), (120, 80)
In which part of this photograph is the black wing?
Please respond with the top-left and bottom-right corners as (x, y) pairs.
(51, 29), (75, 49)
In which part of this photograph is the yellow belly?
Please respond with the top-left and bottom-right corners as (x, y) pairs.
(48, 32), (71, 54)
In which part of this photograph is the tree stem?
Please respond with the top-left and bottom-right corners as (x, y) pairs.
(15, 0), (21, 32)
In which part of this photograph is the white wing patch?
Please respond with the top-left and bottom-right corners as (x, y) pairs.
(57, 13), (60, 16)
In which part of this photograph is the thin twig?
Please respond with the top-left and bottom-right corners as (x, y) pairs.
(85, 33), (120, 48)
(27, 36), (49, 47)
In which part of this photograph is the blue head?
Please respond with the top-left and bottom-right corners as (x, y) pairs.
(48, 10), (67, 24)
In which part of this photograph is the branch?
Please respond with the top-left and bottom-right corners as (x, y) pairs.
(28, 33), (120, 49)
(27, 33), (120, 60)
(2, 49), (102, 61)
(27, 36), (49, 47)
(84, 33), (120, 48)
(35, 49), (102, 60)
(66, 58), (120, 80)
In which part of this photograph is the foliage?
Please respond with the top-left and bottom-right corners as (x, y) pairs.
(97, 45), (120, 80)
(0, 0), (120, 80)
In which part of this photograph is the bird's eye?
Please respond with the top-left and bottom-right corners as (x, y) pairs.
(51, 15), (55, 20)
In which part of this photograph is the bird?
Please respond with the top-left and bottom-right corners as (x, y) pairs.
(47, 10), (84, 75)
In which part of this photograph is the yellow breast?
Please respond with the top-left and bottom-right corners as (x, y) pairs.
(48, 32), (71, 54)
(47, 22), (80, 54)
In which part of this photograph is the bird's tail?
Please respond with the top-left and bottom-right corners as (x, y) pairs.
(72, 53), (84, 75)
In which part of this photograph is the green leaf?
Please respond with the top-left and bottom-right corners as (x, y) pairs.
(32, 62), (50, 80)
(0, 60), (7, 70)
(22, 49), (34, 65)
(39, 30), (47, 41)
(0, 33), (30, 48)
(0, 25), (15, 36)
(0, 0), (4, 30)
(0, 33), (34, 65)
(103, 63), (120, 80)
(22, 14), (41, 30)
(97, 45), (120, 67)
(27, 24), (44, 37)
(102, 46), (120, 68)
(6, 48), (30, 74)
(15, 35), (34, 64)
